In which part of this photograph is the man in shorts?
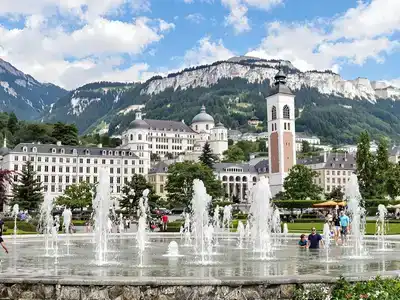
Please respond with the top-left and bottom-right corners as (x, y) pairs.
(339, 211), (350, 244)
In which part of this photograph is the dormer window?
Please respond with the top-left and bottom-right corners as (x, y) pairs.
(108, 150), (112, 155)
(129, 152), (132, 156)
(60, 148), (65, 154)
(331, 163), (335, 167)
(122, 151), (125, 156)
(72, 149), (77, 155)
(51, 148), (56, 154)
(85, 149), (90, 155)
(340, 164), (344, 168)
(102, 150), (106, 155)
(114, 151), (119, 156)
(32, 147), (37, 153)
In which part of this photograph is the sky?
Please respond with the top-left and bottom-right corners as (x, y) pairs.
(0, 0), (399, 90)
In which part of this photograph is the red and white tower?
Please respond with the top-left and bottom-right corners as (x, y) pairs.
(267, 68), (296, 196)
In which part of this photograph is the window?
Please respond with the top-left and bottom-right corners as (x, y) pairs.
(60, 149), (65, 154)
(32, 147), (37, 153)
(283, 105), (290, 119)
(45, 166), (49, 172)
(138, 134), (142, 141)
(94, 167), (98, 173)
(284, 123), (287, 130)
(14, 165), (18, 171)
(73, 149), (77, 155)
(51, 148), (56, 153)
(52, 157), (56, 163)
(60, 158), (63, 163)
(22, 146), (28, 152)
(130, 134), (133, 141)
(87, 159), (90, 164)
(13, 175), (18, 182)
(51, 166), (55, 172)
(14, 156), (18, 161)
(37, 166), (41, 172)
(206, 124), (209, 130)
(59, 166), (62, 172)
(271, 106), (277, 120)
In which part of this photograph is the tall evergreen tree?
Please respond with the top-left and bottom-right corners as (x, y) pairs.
(7, 112), (18, 135)
(356, 131), (375, 199)
(375, 137), (390, 197)
(199, 142), (219, 169)
(51, 122), (79, 146)
(386, 163), (400, 200)
(11, 161), (43, 211)
(0, 169), (13, 211)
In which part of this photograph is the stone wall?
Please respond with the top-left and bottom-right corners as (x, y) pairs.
(0, 281), (334, 300)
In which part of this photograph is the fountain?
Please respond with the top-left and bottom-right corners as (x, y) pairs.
(163, 241), (183, 257)
(92, 168), (111, 265)
(182, 213), (191, 246)
(272, 208), (281, 248)
(39, 193), (54, 256)
(247, 177), (274, 260)
(222, 205), (232, 233)
(11, 204), (19, 243)
(323, 222), (331, 262)
(237, 220), (245, 248)
(345, 173), (367, 258)
(119, 213), (124, 233)
(283, 223), (289, 244)
(52, 215), (60, 261)
(136, 189), (150, 267)
(191, 179), (212, 264)
(376, 204), (389, 251)
(213, 205), (220, 245)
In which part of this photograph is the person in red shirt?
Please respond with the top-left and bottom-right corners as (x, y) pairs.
(161, 214), (169, 232)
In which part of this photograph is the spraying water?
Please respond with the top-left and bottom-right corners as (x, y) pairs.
(136, 189), (150, 267)
(164, 241), (182, 257)
(323, 223), (331, 262)
(52, 215), (60, 262)
(182, 213), (191, 246)
(247, 177), (274, 260)
(272, 208), (281, 248)
(39, 193), (54, 256)
(92, 168), (111, 265)
(191, 179), (212, 264)
(283, 223), (289, 244)
(11, 204), (19, 243)
(213, 206), (220, 245)
(376, 204), (388, 251)
(237, 221), (245, 248)
(119, 213), (124, 234)
(345, 174), (367, 258)
(222, 205), (232, 233)
(62, 208), (72, 255)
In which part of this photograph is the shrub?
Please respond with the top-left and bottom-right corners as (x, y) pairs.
(4, 221), (36, 232)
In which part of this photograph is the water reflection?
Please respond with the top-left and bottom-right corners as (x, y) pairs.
(1, 235), (400, 279)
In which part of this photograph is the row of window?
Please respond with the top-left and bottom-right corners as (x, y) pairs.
(270, 122), (292, 132)
(43, 184), (124, 194)
(14, 164), (145, 174)
(221, 176), (258, 182)
(13, 156), (140, 165)
(271, 105), (290, 120)
(21, 147), (134, 157)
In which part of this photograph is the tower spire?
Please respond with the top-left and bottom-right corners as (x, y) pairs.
(274, 62), (287, 86)
(3, 136), (6, 148)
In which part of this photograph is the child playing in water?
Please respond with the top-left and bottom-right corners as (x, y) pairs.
(298, 234), (308, 248)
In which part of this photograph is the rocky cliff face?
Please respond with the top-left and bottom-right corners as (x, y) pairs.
(0, 58), (67, 119)
(144, 58), (400, 102)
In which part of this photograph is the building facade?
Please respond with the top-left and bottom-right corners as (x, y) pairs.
(267, 69), (296, 196)
(0, 140), (142, 208)
(148, 161), (169, 201)
(120, 106), (228, 163)
(295, 133), (321, 152)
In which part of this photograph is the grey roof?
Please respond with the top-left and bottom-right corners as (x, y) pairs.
(391, 146), (400, 155)
(0, 147), (9, 156)
(129, 119), (150, 130)
(130, 119), (194, 132)
(323, 153), (356, 170)
(267, 69), (294, 97)
(192, 105), (214, 123)
(213, 162), (257, 173)
(149, 161), (169, 174)
(215, 122), (225, 128)
(9, 143), (139, 158)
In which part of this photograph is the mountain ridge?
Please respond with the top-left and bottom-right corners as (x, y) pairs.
(0, 58), (67, 120)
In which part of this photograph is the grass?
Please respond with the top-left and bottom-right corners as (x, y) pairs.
(287, 222), (400, 235)
(3, 230), (37, 235)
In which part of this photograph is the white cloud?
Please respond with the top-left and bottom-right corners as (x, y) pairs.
(221, 0), (282, 33)
(0, 1), (175, 90)
(185, 13), (205, 24)
(183, 36), (234, 67)
(247, 0), (400, 73)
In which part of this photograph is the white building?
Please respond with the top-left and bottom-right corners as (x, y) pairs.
(295, 132), (321, 152)
(0, 139), (142, 209)
(120, 106), (228, 161)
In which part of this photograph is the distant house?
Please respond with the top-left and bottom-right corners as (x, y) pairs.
(247, 116), (262, 127)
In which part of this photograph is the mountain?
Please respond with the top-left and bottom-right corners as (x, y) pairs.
(0, 58), (67, 120)
(41, 57), (400, 145)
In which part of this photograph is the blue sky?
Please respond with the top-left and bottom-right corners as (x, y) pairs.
(0, 0), (399, 89)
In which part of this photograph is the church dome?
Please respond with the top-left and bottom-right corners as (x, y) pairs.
(215, 122), (225, 128)
(0, 147), (9, 156)
(192, 105), (214, 124)
(129, 119), (149, 130)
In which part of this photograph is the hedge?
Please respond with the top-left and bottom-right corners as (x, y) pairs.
(3, 221), (36, 233)
(273, 199), (400, 209)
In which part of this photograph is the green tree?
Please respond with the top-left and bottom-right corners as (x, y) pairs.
(375, 137), (390, 197)
(326, 186), (344, 200)
(120, 174), (159, 212)
(52, 122), (79, 146)
(228, 139), (234, 146)
(56, 182), (95, 210)
(0, 169), (13, 211)
(283, 165), (323, 200)
(11, 161), (43, 211)
(7, 112), (18, 135)
(386, 163), (400, 200)
(223, 145), (245, 162)
(199, 142), (219, 169)
(356, 131), (376, 199)
(166, 161), (224, 208)
(301, 140), (312, 153)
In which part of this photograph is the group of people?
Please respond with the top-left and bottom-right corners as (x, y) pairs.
(298, 211), (351, 249)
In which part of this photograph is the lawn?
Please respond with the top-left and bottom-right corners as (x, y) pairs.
(287, 222), (400, 235)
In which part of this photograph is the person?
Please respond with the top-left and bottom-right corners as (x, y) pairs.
(308, 227), (323, 249)
(0, 236), (8, 254)
(298, 234), (308, 248)
(161, 214), (169, 232)
(333, 214), (341, 243)
(339, 211), (350, 244)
